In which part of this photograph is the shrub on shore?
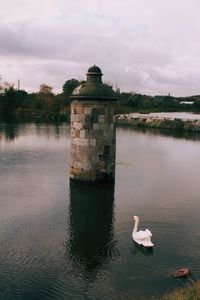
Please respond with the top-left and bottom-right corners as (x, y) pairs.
(162, 281), (200, 300)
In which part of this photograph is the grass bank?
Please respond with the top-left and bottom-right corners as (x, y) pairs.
(161, 281), (200, 300)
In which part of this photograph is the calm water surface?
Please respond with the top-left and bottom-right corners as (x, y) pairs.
(1, 123), (200, 299)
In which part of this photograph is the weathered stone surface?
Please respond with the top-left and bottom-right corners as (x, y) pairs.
(89, 139), (96, 147)
(77, 114), (85, 123)
(85, 107), (92, 115)
(72, 138), (90, 146)
(98, 114), (105, 123)
(73, 106), (85, 114)
(70, 101), (116, 181)
(73, 122), (83, 130)
(93, 123), (100, 130)
(79, 129), (86, 138)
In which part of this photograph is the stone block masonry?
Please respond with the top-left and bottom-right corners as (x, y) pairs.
(70, 101), (116, 182)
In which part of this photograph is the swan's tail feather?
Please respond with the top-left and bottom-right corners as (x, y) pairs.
(142, 240), (154, 247)
(145, 229), (152, 237)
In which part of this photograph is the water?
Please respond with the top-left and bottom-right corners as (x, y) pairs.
(1, 122), (200, 299)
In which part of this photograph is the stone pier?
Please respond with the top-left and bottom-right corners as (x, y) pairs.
(70, 66), (117, 182)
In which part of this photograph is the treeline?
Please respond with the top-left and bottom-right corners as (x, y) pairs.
(116, 92), (200, 114)
(0, 78), (200, 121)
(0, 79), (80, 121)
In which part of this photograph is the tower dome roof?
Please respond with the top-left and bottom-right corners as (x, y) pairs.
(70, 65), (117, 101)
(87, 65), (103, 75)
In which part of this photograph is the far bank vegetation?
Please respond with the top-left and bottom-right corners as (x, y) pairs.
(0, 78), (200, 121)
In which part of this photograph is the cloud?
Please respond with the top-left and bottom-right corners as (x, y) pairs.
(0, 0), (200, 96)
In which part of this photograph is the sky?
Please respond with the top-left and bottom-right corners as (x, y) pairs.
(0, 0), (200, 96)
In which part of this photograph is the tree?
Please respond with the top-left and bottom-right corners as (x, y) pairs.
(62, 79), (80, 95)
(39, 84), (53, 94)
(0, 87), (27, 116)
(0, 81), (14, 94)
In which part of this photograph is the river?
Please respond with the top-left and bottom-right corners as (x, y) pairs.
(0, 122), (200, 299)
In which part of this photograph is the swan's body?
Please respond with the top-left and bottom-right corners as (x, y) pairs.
(132, 216), (154, 247)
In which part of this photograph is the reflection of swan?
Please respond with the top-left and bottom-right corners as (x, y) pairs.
(131, 241), (153, 256)
(132, 216), (154, 247)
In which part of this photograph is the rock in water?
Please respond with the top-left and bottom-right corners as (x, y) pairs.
(172, 268), (191, 278)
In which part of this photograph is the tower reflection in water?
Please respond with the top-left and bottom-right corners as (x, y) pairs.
(67, 181), (118, 273)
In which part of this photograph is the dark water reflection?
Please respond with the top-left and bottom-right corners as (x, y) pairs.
(67, 181), (118, 274)
(0, 123), (20, 141)
(1, 122), (200, 299)
(118, 123), (200, 141)
(3, 121), (200, 142)
(132, 241), (153, 257)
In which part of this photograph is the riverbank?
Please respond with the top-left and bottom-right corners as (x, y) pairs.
(116, 113), (200, 132)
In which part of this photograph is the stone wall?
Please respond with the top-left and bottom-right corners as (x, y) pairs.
(116, 113), (200, 132)
(70, 100), (116, 182)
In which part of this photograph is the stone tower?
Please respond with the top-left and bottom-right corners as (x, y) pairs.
(70, 65), (117, 182)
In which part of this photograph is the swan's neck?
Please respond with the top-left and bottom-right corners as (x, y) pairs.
(133, 217), (139, 233)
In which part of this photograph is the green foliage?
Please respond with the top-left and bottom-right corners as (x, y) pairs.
(1, 77), (200, 120)
(0, 87), (28, 116)
(62, 79), (80, 95)
(193, 100), (200, 109)
(116, 91), (200, 114)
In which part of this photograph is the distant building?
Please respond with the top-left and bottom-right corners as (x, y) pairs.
(154, 93), (174, 101)
(180, 101), (194, 105)
(154, 95), (167, 101)
(191, 95), (200, 101)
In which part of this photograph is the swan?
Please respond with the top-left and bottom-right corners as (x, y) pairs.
(132, 216), (154, 247)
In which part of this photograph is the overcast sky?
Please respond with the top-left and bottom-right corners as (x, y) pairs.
(0, 0), (200, 96)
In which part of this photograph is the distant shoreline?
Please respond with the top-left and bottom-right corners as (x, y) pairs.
(115, 113), (200, 132)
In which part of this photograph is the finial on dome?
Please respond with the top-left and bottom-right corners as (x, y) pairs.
(87, 65), (103, 75)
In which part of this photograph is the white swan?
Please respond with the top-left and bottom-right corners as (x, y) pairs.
(132, 216), (154, 247)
